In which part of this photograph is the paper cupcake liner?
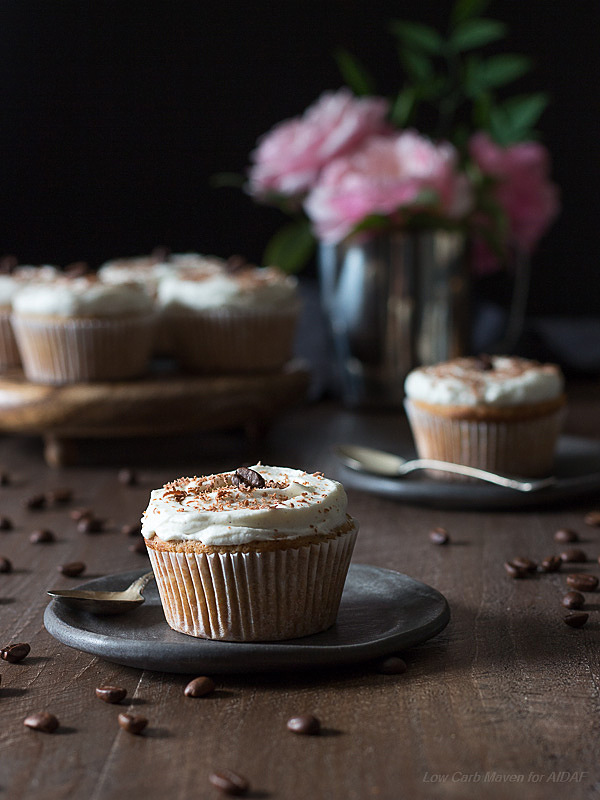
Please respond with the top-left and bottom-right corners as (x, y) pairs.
(0, 310), (21, 370)
(146, 526), (358, 641)
(11, 313), (157, 384)
(404, 399), (565, 478)
(165, 305), (300, 373)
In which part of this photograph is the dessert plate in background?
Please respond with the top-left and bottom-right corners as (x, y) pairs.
(44, 565), (450, 673)
(338, 435), (600, 510)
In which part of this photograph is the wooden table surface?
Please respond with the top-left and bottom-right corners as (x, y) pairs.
(1, 379), (600, 800)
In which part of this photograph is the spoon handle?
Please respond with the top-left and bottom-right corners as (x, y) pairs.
(129, 571), (155, 594)
(401, 459), (557, 492)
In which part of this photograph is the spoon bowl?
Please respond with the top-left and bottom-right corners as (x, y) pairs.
(47, 572), (155, 615)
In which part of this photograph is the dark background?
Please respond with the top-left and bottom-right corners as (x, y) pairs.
(0, 0), (598, 316)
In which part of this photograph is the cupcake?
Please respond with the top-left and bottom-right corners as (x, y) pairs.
(11, 275), (156, 384)
(97, 249), (176, 297)
(404, 355), (566, 478)
(141, 464), (358, 641)
(158, 259), (300, 373)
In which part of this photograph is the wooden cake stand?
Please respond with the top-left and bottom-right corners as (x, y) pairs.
(0, 361), (310, 466)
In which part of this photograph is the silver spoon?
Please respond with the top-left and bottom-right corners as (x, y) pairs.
(47, 572), (155, 615)
(334, 444), (557, 492)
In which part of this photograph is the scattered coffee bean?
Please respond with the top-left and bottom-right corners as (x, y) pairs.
(118, 712), (148, 735)
(1, 642), (30, 662)
(184, 676), (216, 697)
(562, 591), (585, 610)
(96, 685), (127, 704)
(129, 538), (147, 555)
(0, 556), (13, 573)
(64, 261), (90, 277)
(564, 612), (589, 629)
(0, 471), (10, 486)
(539, 555), (562, 573)
(560, 548), (587, 563)
(45, 487), (73, 506)
(77, 517), (103, 534)
(566, 574), (599, 592)
(0, 515), (13, 531)
(377, 656), (407, 675)
(429, 527), (450, 545)
(208, 770), (250, 796)
(511, 557), (537, 573)
(504, 561), (528, 579)
(70, 508), (93, 522)
(473, 354), (494, 370)
(29, 529), (55, 544)
(232, 467), (265, 489)
(118, 468), (138, 486)
(23, 712), (59, 733)
(287, 714), (321, 735)
(23, 494), (46, 511)
(554, 528), (579, 543)
(122, 523), (141, 537)
(59, 561), (85, 578)
(584, 511), (600, 527)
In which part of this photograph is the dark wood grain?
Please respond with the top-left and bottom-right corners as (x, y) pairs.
(1, 379), (600, 800)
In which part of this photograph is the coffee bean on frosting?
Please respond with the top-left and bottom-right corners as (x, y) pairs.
(562, 591), (585, 610)
(184, 676), (216, 697)
(560, 548), (587, 563)
(1, 642), (30, 662)
(209, 770), (250, 796)
(232, 467), (265, 489)
(24, 712), (59, 733)
(287, 714), (321, 735)
(429, 527), (450, 545)
(566, 574), (599, 592)
(473, 354), (494, 370)
(118, 713), (147, 735)
(96, 685), (127, 704)
(564, 612), (589, 629)
(554, 528), (579, 543)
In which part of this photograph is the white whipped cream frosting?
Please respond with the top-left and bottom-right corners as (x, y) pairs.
(12, 277), (154, 317)
(141, 464), (353, 546)
(0, 266), (59, 307)
(404, 356), (564, 407)
(98, 257), (175, 293)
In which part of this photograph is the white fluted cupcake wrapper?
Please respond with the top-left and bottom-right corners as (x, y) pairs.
(146, 526), (358, 641)
(0, 311), (21, 370)
(11, 313), (157, 384)
(165, 305), (300, 373)
(404, 399), (565, 478)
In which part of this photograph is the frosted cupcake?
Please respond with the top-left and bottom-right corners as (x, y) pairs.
(142, 464), (358, 641)
(98, 249), (176, 297)
(404, 355), (566, 478)
(11, 276), (156, 384)
(158, 260), (300, 373)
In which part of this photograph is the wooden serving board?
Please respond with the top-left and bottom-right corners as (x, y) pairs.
(0, 361), (310, 466)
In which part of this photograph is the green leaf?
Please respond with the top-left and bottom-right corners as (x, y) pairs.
(503, 93), (549, 134)
(480, 54), (532, 88)
(210, 172), (246, 189)
(449, 18), (507, 52)
(451, 0), (490, 26)
(390, 87), (417, 127)
(399, 47), (433, 82)
(389, 20), (444, 55)
(334, 48), (375, 96)
(262, 218), (316, 274)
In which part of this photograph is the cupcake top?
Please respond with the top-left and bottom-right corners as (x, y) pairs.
(404, 356), (564, 407)
(0, 265), (59, 307)
(98, 253), (175, 294)
(157, 263), (299, 311)
(12, 275), (154, 317)
(141, 464), (350, 546)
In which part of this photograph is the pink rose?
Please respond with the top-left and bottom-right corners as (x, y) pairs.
(469, 133), (560, 274)
(304, 131), (472, 244)
(247, 88), (390, 198)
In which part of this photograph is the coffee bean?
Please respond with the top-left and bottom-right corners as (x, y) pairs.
(23, 494), (46, 510)
(377, 656), (407, 675)
(566, 573), (599, 592)
(429, 527), (450, 545)
(232, 467), (265, 489)
(208, 770), (250, 796)
(45, 487), (73, 506)
(23, 712), (59, 733)
(473, 354), (494, 371)
(122, 523), (141, 537)
(77, 517), (103, 534)
(560, 548), (587, 563)
(1, 642), (30, 662)
(512, 557), (537, 573)
(64, 261), (90, 277)
(504, 561), (528, 579)
(129, 538), (147, 555)
(0, 556), (13, 573)
(29, 529), (54, 544)
(0, 516), (13, 531)
(287, 714), (321, 735)
(118, 713), (148, 735)
(584, 511), (600, 527)
(0, 471), (10, 486)
(59, 561), (85, 578)
(562, 591), (585, 610)
(539, 555), (562, 573)
(554, 528), (579, 543)
(184, 676), (216, 697)
(118, 468), (138, 486)
(96, 685), (127, 704)
(564, 612), (589, 629)
(70, 508), (93, 522)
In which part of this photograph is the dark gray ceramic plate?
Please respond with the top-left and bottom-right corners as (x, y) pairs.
(339, 435), (600, 510)
(43, 564), (450, 673)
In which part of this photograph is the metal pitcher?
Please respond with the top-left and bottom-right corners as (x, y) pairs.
(318, 230), (469, 408)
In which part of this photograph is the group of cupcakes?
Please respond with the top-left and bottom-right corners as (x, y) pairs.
(0, 251), (300, 385)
